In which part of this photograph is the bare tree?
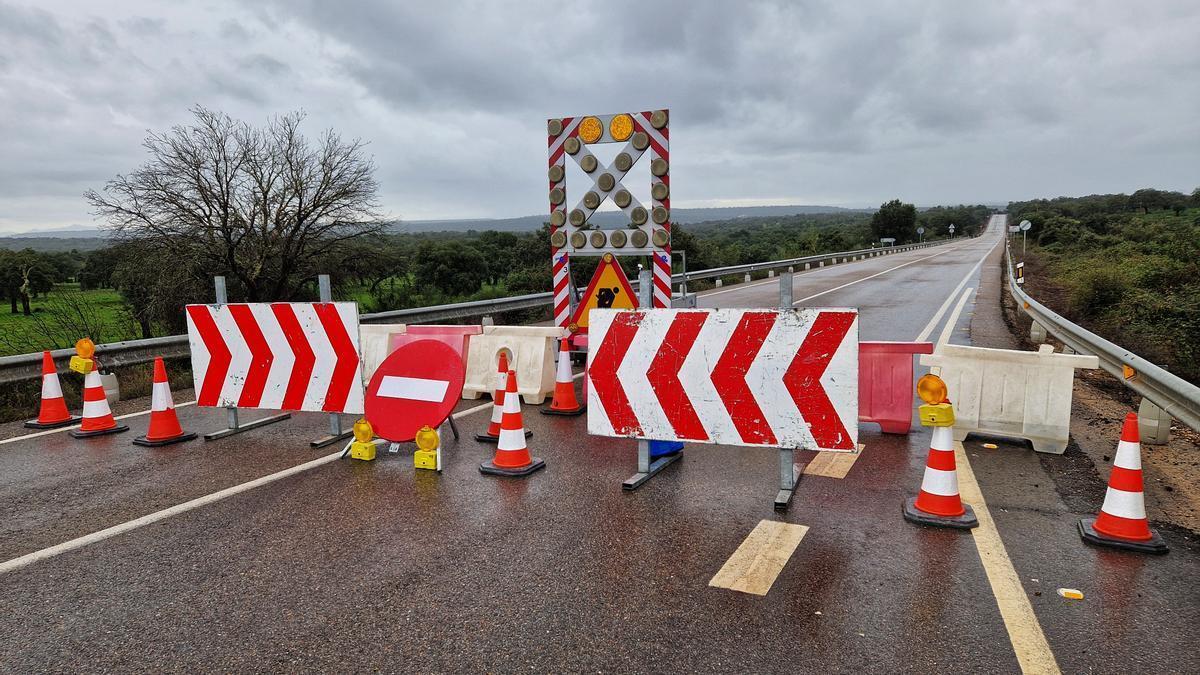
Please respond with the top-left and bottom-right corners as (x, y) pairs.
(86, 106), (384, 301)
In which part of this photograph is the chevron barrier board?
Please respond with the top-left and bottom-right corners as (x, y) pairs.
(185, 302), (365, 414)
(587, 308), (859, 451)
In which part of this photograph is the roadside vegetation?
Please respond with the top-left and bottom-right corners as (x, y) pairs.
(1007, 188), (1200, 384)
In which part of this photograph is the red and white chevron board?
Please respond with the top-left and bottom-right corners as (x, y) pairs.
(587, 308), (859, 451)
(185, 302), (365, 414)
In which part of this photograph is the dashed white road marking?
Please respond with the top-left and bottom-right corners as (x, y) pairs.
(709, 519), (810, 596)
(792, 243), (973, 305)
(804, 446), (864, 479)
(937, 287), (975, 348)
(954, 441), (1061, 674)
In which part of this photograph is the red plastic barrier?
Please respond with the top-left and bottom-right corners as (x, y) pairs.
(389, 325), (482, 365)
(859, 341), (934, 434)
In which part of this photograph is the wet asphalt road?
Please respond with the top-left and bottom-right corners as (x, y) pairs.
(1, 223), (1196, 673)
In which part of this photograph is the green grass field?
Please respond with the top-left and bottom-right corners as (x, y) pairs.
(0, 285), (141, 357)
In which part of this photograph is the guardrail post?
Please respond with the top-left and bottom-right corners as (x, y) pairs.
(779, 270), (793, 307)
(804, 262), (811, 271)
(1030, 321), (1047, 344)
(715, 279), (722, 287)
(1138, 398), (1172, 445)
(310, 274), (353, 448)
(482, 315), (495, 327)
(768, 270), (775, 278)
(744, 273), (751, 284)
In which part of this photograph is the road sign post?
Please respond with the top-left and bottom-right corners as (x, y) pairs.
(917, 226), (925, 243)
(1020, 219), (1031, 257)
(311, 274), (354, 448)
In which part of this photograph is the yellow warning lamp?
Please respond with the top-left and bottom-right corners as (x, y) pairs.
(69, 337), (96, 374)
(609, 114), (634, 142)
(578, 116), (603, 143)
(916, 374), (954, 427)
(414, 425), (440, 471)
(349, 418), (377, 461)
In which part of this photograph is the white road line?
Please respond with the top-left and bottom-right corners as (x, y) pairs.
(0, 401), (199, 447)
(913, 230), (1002, 343)
(937, 288), (975, 348)
(709, 519), (810, 596)
(791, 243), (973, 305)
(954, 441), (1061, 674)
(699, 246), (946, 299)
(0, 399), (498, 575)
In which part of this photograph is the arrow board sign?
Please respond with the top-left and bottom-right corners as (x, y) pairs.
(587, 308), (859, 451)
(185, 302), (365, 414)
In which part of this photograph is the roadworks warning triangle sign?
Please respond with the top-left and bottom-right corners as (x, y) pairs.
(569, 253), (638, 333)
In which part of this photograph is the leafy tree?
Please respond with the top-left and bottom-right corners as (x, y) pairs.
(0, 249), (55, 314)
(85, 106), (383, 302)
(869, 199), (917, 243)
(413, 241), (487, 296)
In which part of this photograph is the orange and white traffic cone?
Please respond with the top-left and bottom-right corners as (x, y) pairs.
(480, 370), (545, 477)
(1079, 412), (1168, 554)
(24, 351), (81, 429)
(69, 367), (128, 438)
(903, 424), (978, 529)
(542, 338), (584, 416)
(475, 351), (530, 443)
(133, 357), (196, 447)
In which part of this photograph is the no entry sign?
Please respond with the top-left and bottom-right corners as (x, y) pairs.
(365, 339), (465, 442)
(587, 308), (859, 451)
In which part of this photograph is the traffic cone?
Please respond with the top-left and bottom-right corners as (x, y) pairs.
(542, 338), (584, 416)
(480, 370), (545, 477)
(24, 351), (81, 429)
(133, 357), (196, 447)
(1079, 413), (1168, 554)
(903, 424), (978, 529)
(69, 368), (128, 438)
(475, 351), (531, 443)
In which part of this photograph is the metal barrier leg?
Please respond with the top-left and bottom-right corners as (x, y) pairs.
(623, 439), (682, 491)
(310, 413), (353, 448)
(204, 409), (291, 441)
(774, 448), (805, 511)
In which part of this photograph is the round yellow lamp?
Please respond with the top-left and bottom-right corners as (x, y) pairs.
(916, 374), (954, 427)
(609, 114), (634, 142)
(414, 424), (440, 471)
(349, 418), (377, 461)
(69, 337), (97, 374)
(578, 116), (603, 143)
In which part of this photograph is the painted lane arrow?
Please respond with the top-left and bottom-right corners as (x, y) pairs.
(782, 311), (857, 450)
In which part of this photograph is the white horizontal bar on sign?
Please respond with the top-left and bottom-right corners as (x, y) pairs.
(378, 376), (450, 402)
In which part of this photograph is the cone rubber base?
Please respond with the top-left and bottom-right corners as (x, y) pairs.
(903, 497), (978, 529)
(480, 458), (545, 477)
(541, 404), (585, 417)
(474, 430), (532, 444)
(69, 424), (130, 439)
(24, 416), (82, 430)
(1079, 518), (1168, 554)
(132, 432), (197, 447)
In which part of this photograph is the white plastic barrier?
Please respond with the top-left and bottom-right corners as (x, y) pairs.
(920, 343), (1099, 454)
(463, 325), (562, 405)
(359, 324), (406, 384)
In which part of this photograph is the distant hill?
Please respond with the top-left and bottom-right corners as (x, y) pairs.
(395, 204), (862, 232)
(0, 236), (109, 252)
(3, 225), (105, 239)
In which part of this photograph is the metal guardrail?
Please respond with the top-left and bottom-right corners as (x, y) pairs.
(0, 238), (952, 384)
(1006, 245), (1200, 432)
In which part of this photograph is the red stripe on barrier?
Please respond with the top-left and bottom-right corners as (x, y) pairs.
(648, 312), (709, 440)
(314, 303), (357, 413)
(187, 305), (231, 407)
(783, 311), (856, 449)
(590, 312), (643, 435)
(271, 304), (314, 411)
(228, 304), (274, 408)
(711, 312), (778, 445)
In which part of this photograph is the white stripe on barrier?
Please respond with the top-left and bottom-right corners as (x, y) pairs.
(151, 381), (173, 411)
(82, 399), (110, 418)
(920, 466), (960, 497)
(41, 374), (63, 399)
(1113, 440), (1142, 471)
(378, 376), (449, 403)
(930, 426), (954, 452)
(1100, 487), (1147, 520)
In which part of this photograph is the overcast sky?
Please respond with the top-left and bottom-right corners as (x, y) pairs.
(1, 0), (1196, 233)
